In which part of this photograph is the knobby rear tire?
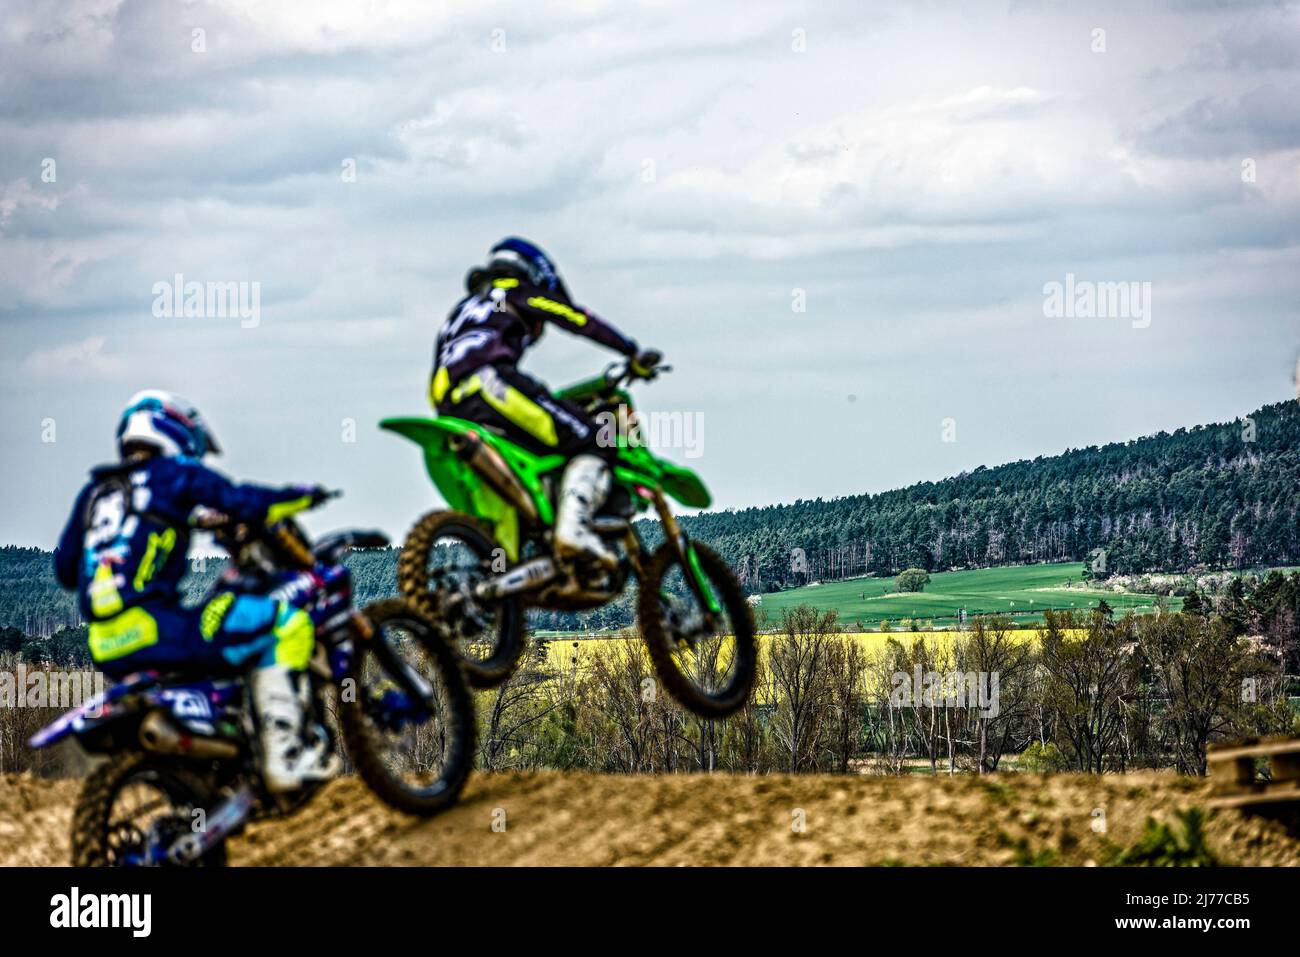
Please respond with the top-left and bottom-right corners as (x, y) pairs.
(397, 510), (527, 688)
(71, 752), (227, 867)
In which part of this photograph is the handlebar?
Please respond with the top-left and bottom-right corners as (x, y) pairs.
(558, 359), (671, 407)
(607, 358), (672, 388)
(190, 506), (233, 530)
(186, 489), (377, 572)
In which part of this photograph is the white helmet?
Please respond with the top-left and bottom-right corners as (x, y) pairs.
(116, 390), (222, 459)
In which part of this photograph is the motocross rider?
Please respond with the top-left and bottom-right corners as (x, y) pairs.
(430, 237), (661, 568)
(53, 390), (339, 793)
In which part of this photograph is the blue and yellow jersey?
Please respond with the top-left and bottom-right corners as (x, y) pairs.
(54, 457), (314, 621)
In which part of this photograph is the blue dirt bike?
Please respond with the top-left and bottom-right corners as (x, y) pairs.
(30, 500), (475, 866)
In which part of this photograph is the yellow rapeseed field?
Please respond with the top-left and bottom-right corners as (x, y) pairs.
(541, 628), (1063, 678)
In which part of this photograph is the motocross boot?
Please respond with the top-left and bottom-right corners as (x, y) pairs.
(250, 665), (341, 793)
(554, 454), (617, 570)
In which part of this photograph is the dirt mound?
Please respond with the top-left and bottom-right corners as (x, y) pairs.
(0, 773), (80, 867)
(3, 769), (1298, 866)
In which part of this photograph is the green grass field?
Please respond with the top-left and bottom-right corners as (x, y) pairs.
(752, 562), (1171, 630)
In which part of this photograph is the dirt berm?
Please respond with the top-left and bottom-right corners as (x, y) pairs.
(2, 770), (1298, 866)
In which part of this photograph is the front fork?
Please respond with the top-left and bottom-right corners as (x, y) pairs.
(464, 489), (721, 620)
(651, 489), (721, 619)
(350, 607), (441, 720)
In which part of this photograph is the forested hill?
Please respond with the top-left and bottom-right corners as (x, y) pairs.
(0, 544), (401, 638)
(2, 399), (1296, 633)
(681, 399), (1300, 590)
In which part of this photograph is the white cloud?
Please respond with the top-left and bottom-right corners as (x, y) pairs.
(1, 0), (1298, 547)
(0, 177), (60, 225)
(21, 335), (124, 379)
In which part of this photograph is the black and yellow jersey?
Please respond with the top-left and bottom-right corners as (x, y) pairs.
(431, 277), (638, 403)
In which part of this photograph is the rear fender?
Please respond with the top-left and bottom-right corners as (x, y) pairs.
(27, 671), (156, 749)
(381, 415), (565, 561)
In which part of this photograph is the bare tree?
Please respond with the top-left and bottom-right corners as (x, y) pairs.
(476, 644), (563, 771)
(767, 606), (837, 771)
(718, 655), (772, 773)
(884, 633), (958, 774)
(962, 616), (1034, 772)
(824, 636), (867, 773)
(576, 640), (660, 772)
(1129, 613), (1281, 775)
(1037, 610), (1135, 773)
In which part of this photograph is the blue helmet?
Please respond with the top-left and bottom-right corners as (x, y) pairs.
(116, 390), (222, 459)
(478, 237), (569, 298)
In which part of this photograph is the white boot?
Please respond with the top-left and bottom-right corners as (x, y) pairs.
(250, 665), (340, 794)
(554, 454), (616, 569)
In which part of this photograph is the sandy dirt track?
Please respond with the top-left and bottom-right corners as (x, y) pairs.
(2, 769), (1298, 866)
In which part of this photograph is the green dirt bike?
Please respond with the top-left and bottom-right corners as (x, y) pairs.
(381, 359), (756, 718)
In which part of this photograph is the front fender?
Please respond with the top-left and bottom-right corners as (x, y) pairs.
(615, 444), (712, 509)
(659, 459), (712, 509)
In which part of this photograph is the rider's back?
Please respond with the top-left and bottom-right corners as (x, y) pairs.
(55, 456), (306, 620)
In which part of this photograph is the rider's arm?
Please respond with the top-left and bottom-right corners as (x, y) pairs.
(174, 460), (318, 525)
(53, 484), (92, 588)
(509, 286), (638, 357)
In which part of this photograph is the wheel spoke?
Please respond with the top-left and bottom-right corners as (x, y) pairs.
(640, 541), (756, 718)
(340, 600), (473, 814)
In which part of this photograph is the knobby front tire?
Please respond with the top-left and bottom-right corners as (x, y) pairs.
(339, 599), (476, 817)
(637, 540), (757, 719)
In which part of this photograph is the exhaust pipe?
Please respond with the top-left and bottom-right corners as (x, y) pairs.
(474, 556), (557, 601)
(139, 711), (239, 760)
(449, 431), (540, 524)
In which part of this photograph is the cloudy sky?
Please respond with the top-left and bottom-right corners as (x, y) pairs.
(2, 0), (1298, 548)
